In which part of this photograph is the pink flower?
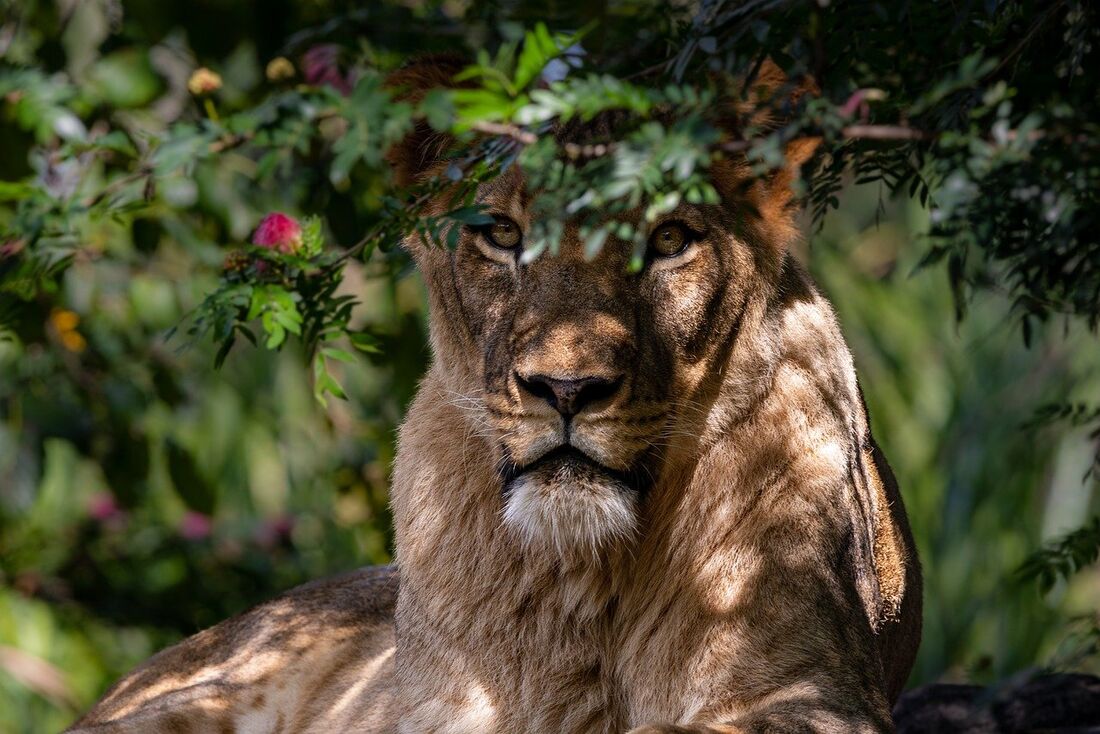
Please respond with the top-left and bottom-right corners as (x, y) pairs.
(301, 45), (352, 95)
(252, 212), (302, 253)
(88, 492), (121, 520)
(179, 511), (213, 540)
(0, 239), (24, 260)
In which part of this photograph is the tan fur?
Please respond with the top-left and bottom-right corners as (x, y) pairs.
(69, 60), (920, 734)
(67, 567), (399, 733)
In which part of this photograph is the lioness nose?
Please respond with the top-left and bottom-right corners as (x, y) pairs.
(515, 373), (623, 417)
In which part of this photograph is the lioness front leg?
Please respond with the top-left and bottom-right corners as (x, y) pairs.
(628, 676), (893, 734)
(629, 707), (887, 734)
(628, 673), (893, 734)
(624, 478), (898, 734)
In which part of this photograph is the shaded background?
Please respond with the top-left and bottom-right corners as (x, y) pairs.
(1, 2), (1098, 732)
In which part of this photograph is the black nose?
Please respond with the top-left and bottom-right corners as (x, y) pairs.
(515, 373), (623, 417)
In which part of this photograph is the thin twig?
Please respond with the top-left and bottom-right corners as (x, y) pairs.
(470, 121), (537, 145)
(474, 119), (935, 160)
(839, 124), (928, 141)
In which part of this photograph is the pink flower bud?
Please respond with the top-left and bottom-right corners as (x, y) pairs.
(302, 45), (352, 95)
(179, 511), (213, 540)
(252, 212), (302, 254)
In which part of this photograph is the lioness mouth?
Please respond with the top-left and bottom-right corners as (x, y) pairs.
(501, 445), (649, 496)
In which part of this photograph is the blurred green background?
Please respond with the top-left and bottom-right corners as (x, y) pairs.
(1, 2), (1098, 732)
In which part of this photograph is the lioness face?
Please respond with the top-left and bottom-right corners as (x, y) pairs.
(417, 164), (781, 558)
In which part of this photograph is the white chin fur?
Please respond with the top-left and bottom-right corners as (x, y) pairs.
(502, 472), (638, 560)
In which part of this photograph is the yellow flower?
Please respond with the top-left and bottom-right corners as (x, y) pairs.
(266, 57), (295, 82)
(187, 67), (223, 95)
(50, 308), (79, 332)
(49, 308), (86, 353)
(60, 331), (87, 353)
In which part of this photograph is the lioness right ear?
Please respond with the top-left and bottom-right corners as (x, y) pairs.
(717, 58), (821, 174)
(708, 59), (820, 258)
(385, 55), (468, 187)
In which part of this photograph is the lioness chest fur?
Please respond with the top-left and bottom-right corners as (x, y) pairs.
(69, 60), (921, 734)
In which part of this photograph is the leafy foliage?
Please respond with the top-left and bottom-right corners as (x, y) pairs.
(1018, 517), (1100, 593)
(1025, 402), (1100, 478)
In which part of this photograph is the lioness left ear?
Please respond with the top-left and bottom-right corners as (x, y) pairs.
(384, 54), (468, 187)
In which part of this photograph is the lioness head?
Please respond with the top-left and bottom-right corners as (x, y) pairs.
(388, 59), (816, 560)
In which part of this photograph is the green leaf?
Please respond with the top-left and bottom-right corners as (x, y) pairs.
(515, 23), (556, 90)
(312, 353), (348, 408)
(446, 205), (494, 226)
(86, 49), (163, 108)
(85, 130), (138, 157)
(213, 336), (235, 369)
(419, 89), (455, 131)
(300, 215), (324, 257)
(165, 439), (217, 514)
(349, 331), (383, 353)
(0, 181), (38, 201)
(321, 347), (356, 364)
(264, 322), (286, 349)
(582, 226), (609, 260)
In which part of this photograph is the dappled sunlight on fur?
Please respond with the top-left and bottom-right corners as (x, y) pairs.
(70, 57), (920, 734)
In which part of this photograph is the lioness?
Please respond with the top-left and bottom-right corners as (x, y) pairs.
(69, 59), (921, 733)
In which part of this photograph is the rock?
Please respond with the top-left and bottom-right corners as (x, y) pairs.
(894, 673), (1100, 733)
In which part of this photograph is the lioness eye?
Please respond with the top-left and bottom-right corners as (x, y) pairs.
(485, 217), (522, 250)
(649, 222), (690, 258)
